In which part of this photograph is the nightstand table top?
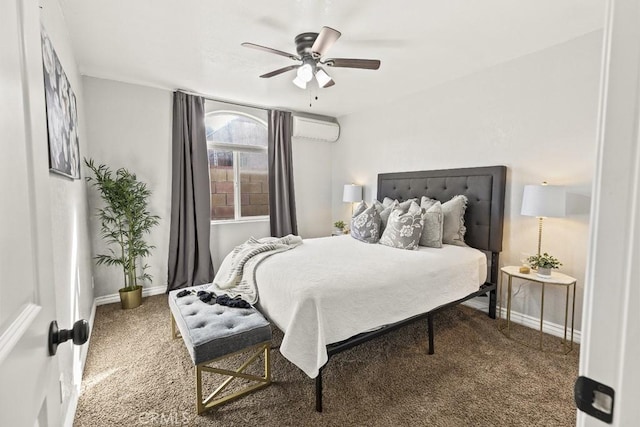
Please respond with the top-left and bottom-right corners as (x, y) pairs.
(501, 265), (576, 285)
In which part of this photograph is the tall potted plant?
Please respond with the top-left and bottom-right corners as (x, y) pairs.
(85, 159), (160, 309)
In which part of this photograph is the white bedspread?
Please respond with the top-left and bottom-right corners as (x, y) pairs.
(253, 235), (487, 378)
(212, 234), (303, 304)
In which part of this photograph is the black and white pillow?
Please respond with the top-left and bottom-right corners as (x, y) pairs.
(350, 202), (381, 243)
(379, 201), (424, 250)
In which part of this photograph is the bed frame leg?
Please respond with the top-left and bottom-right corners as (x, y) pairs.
(315, 368), (323, 412)
(427, 313), (435, 355)
(489, 288), (497, 319)
(488, 252), (499, 319)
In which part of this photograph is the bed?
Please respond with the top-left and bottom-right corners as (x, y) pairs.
(256, 166), (507, 411)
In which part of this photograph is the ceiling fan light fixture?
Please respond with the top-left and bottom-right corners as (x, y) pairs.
(296, 63), (314, 83)
(315, 68), (332, 88)
(243, 26), (382, 90)
(292, 76), (307, 89)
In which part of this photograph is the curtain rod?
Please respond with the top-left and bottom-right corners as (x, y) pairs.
(176, 88), (293, 114)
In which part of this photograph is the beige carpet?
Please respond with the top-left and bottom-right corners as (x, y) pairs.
(74, 295), (579, 426)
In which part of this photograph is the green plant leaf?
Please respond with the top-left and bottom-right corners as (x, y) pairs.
(85, 158), (160, 290)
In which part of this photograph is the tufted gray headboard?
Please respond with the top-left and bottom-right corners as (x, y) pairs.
(377, 166), (507, 253)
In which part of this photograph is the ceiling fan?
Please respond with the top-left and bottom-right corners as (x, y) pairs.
(242, 26), (381, 89)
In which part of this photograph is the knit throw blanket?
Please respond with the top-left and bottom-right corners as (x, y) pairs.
(211, 234), (303, 304)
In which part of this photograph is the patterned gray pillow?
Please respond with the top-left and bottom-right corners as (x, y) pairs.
(441, 195), (468, 246)
(352, 200), (367, 217)
(350, 202), (381, 243)
(419, 201), (444, 248)
(379, 201), (424, 250)
(373, 199), (398, 233)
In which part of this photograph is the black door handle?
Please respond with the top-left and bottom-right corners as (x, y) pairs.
(48, 319), (89, 356)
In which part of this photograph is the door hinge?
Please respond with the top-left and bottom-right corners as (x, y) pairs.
(574, 376), (614, 424)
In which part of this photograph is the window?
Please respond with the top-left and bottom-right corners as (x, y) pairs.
(205, 110), (269, 221)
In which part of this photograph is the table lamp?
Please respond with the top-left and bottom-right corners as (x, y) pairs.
(343, 184), (363, 215)
(521, 182), (566, 256)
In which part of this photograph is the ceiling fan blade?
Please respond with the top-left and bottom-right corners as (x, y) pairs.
(311, 26), (341, 57)
(260, 65), (299, 78)
(241, 42), (300, 61)
(323, 79), (335, 88)
(325, 58), (381, 70)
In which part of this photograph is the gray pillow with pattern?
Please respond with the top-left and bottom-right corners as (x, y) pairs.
(350, 202), (381, 243)
(441, 195), (468, 246)
(419, 201), (444, 248)
(379, 201), (424, 250)
(373, 199), (398, 233)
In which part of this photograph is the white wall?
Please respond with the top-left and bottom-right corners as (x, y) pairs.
(333, 31), (603, 329)
(83, 79), (333, 275)
(292, 137), (333, 238)
(83, 77), (172, 296)
(39, 1), (95, 423)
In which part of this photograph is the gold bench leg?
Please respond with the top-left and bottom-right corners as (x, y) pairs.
(170, 314), (178, 340)
(195, 342), (272, 415)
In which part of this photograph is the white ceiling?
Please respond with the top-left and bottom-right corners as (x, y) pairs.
(58, 0), (605, 117)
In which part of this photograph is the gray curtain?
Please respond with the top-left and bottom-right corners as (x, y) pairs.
(268, 110), (298, 237)
(167, 91), (214, 291)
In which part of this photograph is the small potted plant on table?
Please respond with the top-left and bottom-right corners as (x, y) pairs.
(85, 159), (160, 309)
(527, 252), (562, 278)
(333, 220), (346, 236)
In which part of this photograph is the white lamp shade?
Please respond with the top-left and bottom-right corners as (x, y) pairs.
(315, 68), (332, 88)
(292, 76), (307, 89)
(343, 184), (363, 203)
(521, 185), (566, 218)
(296, 64), (313, 82)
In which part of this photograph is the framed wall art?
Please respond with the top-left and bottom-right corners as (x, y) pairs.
(41, 27), (81, 179)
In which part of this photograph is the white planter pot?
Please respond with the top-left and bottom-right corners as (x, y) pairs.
(537, 267), (552, 278)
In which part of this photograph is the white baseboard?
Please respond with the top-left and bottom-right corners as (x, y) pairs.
(63, 299), (96, 427)
(462, 297), (581, 344)
(94, 285), (167, 306)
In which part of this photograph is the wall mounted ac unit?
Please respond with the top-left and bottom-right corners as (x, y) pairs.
(292, 115), (340, 142)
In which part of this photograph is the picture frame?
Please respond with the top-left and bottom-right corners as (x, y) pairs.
(41, 27), (81, 179)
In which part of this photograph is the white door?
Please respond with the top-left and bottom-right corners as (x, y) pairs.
(0, 0), (62, 426)
(577, 0), (640, 425)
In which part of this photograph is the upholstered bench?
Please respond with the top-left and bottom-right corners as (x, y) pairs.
(168, 285), (272, 414)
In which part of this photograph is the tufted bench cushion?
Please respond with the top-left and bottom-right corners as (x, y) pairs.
(168, 285), (271, 365)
